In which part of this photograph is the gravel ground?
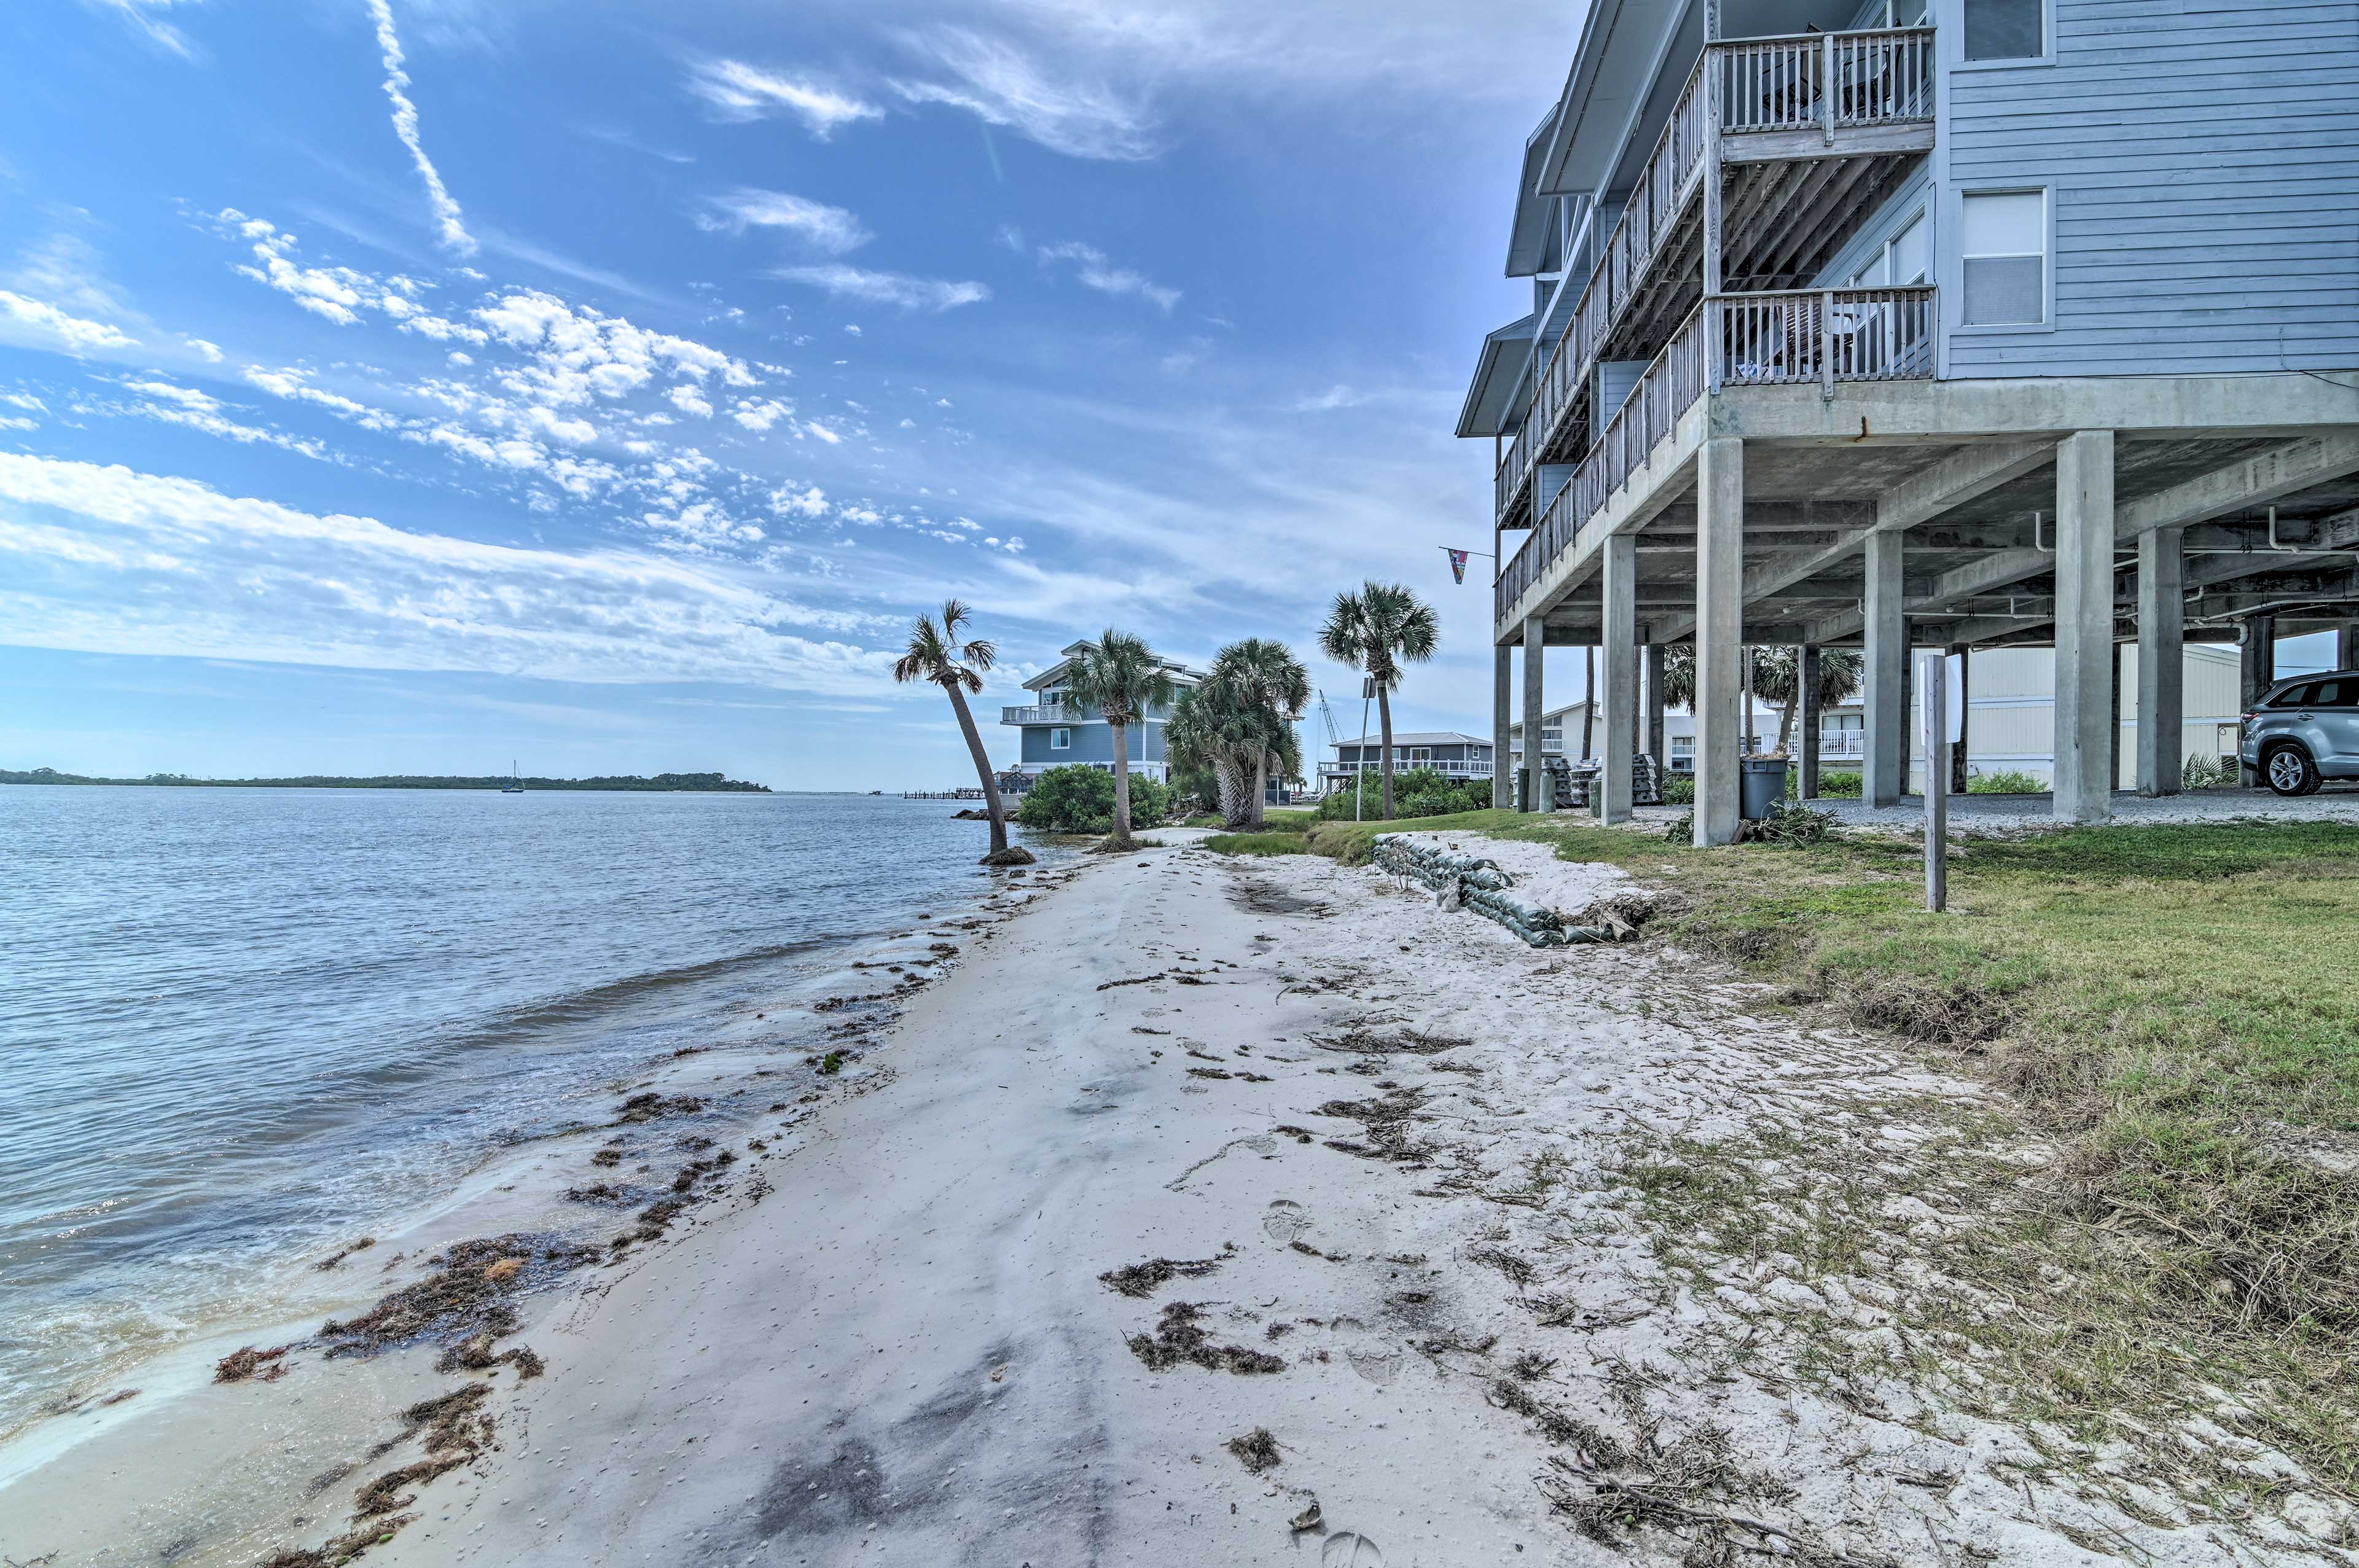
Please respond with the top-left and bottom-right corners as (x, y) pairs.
(1584, 787), (2359, 839)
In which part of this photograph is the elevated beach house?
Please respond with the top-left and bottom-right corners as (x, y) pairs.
(1460, 0), (2359, 841)
(998, 641), (1203, 790)
(1318, 733), (1496, 795)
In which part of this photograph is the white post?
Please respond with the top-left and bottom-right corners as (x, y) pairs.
(1864, 531), (1907, 806)
(1602, 534), (1639, 824)
(2054, 431), (2118, 822)
(1696, 437), (1745, 845)
(1922, 653), (1947, 911)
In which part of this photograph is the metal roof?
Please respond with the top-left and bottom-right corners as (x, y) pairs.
(1455, 314), (1538, 439)
(1333, 731), (1492, 749)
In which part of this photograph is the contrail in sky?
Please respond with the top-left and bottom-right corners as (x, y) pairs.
(364, 0), (476, 257)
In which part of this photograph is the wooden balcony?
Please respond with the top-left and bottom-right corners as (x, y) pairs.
(1493, 27), (1935, 533)
(1496, 287), (1936, 629)
(1001, 703), (1073, 725)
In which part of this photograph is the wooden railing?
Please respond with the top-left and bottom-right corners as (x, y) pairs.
(1001, 703), (1073, 725)
(1495, 288), (1935, 626)
(1491, 26), (1933, 531)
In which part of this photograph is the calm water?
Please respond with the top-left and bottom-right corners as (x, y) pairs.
(0, 787), (1043, 1430)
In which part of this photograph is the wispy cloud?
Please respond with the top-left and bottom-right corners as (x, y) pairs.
(1037, 241), (1179, 312)
(888, 28), (1159, 162)
(685, 60), (883, 139)
(771, 265), (989, 313)
(0, 290), (139, 355)
(363, 0), (475, 256)
(697, 189), (872, 255)
(80, 0), (199, 58)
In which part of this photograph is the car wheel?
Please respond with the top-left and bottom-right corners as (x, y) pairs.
(2264, 744), (2321, 797)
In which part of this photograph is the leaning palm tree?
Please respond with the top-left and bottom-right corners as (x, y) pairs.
(893, 600), (1033, 867)
(1318, 582), (1439, 821)
(1211, 638), (1311, 827)
(1063, 630), (1176, 849)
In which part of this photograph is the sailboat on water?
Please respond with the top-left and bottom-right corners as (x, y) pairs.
(501, 761), (525, 795)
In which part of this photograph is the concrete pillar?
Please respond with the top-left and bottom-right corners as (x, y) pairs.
(2340, 622), (2359, 672)
(1522, 615), (1549, 813)
(2136, 527), (2183, 796)
(1601, 534), (1638, 823)
(1695, 437), (1744, 845)
(1492, 642), (1514, 808)
(1947, 642), (1971, 793)
(2054, 430), (2117, 822)
(2239, 614), (2277, 785)
(1863, 532), (1907, 806)
(1798, 644), (1822, 799)
(1644, 642), (1667, 778)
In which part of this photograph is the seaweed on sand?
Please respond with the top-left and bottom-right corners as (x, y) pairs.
(214, 1343), (292, 1383)
(1098, 1253), (1228, 1298)
(1125, 1302), (1286, 1375)
(318, 1235), (592, 1357)
(1313, 1086), (1433, 1162)
(1224, 1427), (1282, 1474)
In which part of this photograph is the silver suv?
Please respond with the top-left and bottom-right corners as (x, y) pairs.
(2241, 670), (2359, 795)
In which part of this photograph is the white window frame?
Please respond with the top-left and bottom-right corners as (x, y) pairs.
(1049, 727), (1071, 750)
(1955, 0), (2052, 69)
(1954, 187), (2054, 333)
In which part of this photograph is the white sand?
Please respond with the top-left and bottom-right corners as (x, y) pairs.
(5, 835), (2345, 1566)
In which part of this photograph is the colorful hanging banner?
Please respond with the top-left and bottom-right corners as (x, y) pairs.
(1447, 548), (1469, 584)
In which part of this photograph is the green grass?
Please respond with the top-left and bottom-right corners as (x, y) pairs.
(1198, 831), (1317, 856)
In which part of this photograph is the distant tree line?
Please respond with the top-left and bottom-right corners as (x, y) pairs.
(1, 768), (770, 792)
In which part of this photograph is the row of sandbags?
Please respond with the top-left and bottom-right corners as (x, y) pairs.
(1371, 835), (1607, 948)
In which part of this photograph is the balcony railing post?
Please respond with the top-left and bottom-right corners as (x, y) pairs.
(1823, 31), (1837, 142)
(1822, 289), (1836, 399)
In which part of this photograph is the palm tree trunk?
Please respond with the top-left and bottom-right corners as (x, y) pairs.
(1776, 697), (1797, 755)
(1377, 682), (1396, 821)
(944, 683), (1010, 854)
(1216, 758), (1246, 827)
(1581, 650), (1595, 760)
(1250, 751), (1267, 827)
(1110, 720), (1133, 841)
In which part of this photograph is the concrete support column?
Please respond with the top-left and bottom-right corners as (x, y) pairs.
(1492, 643), (1514, 808)
(2239, 615), (2277, 785)
(2340, 622), (2359, 672)
(1695, 437), (1744, 846)
(1601, 534), (1638, 824)
(1644, 643), (1667, 774)
(1863, 532), (1907, 806)
(2054, 430), (2118, 823)
(1522, 615), (1549, 813)
(1798, 644), (1823, 799)
(1947, 642), (1971, 794)
(2136, 527), (2183, 797)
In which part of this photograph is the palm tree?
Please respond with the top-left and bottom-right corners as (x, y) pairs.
(1213, 639), (1310, 827)
(1063, 630), (1176, 849)
(1165, 682), (1253, 825)
(1318, 581), (1439, 821)
(1753, 646), (1865, 754)
(893, 600), (1033, 866)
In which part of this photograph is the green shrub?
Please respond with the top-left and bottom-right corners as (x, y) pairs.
(1014, 766), (1174, 833)
(2182, 752), (2232, 790)
(1316, 768), (1488, 821)
(1814, 770), (1863, 798)
(1966, 768), (2046, 795)
(1663, 774), (1696, 805)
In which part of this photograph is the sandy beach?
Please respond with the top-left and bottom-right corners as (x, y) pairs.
(6, 832), (2347, 1567)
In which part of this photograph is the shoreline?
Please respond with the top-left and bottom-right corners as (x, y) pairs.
(5, 830), (2345, 1566)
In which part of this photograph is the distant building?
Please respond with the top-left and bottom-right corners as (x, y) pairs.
(1508, 696), (1817, 774)
(1318, 732), (1494, 795)
(998, 640), (1203, 789)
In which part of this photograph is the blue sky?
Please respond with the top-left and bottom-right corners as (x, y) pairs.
(0, 0), (1575, 788)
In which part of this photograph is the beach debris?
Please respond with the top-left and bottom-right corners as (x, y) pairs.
(1124, 1301), (1286, 1375)
(351, 1385), (497, 1517)
(1187, 1067), (1234, 1080)
(1273, 1125), (1316, 1144)
(1225, 1426), (1282, 1474)
(1313, 1086), (1433, 1163)
(214, 1344), (292, 1384)
(435, 1332), (545, 1379)
(1372, 836), (1605, 948)
(590, 1145), (625, 1167)
(1099, 1253), (1229, 1298)
(318, 1233), (589, 1357)
(1290, 1498), (1323, 1532)
(96, 1387), (141, 1406)
(1322, 1530), (1383, 1566)
(612, 1092), (706, 1125)
(1512, 1351), (1559, 1380)
(1095, 972), (1168, 991)
(1466, 1245), (1538, 1287)
(314, 1238), (375, 1270)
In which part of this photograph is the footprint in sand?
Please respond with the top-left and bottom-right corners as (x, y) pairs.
(1261, 1199), (1312, 1243)
(1344, 1344), (1404, 1384)
(1321, 1532), (1384, 1567)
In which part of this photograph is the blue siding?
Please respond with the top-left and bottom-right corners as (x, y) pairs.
(1016, 722), (1155, 766)
(1941, 0), (2359, 378)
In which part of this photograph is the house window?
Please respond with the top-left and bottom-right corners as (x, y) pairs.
(1853, 211), (1928, 289)
(1961, 190), (2047, 326)
(1411, 747), (1432, 765)
(1050, 728), (1071, 750)
(1963, 0), (2044, 61)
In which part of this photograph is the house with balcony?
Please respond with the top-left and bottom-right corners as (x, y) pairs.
(1461, 0), (2359, 840)
(998, 641), (1203, 789)
(1318, 733), (1495, 795)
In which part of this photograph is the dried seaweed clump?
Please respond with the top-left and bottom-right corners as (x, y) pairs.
(434, 1331), (546, 1379)
(1314, 1086), (1432, 1161)
(263, 1385), (501, 1566)
(214, 1343), (291, 1383)
(319, 1234), (589, 1357)
(613, 1091), (706, 1125)
(1098, 1253), (1227, 1298)
(1224, 1426), (1282, 1474)
(1125, 1302), (1285, 1375)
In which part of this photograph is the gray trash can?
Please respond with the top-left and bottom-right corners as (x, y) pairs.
(1739, 759), (1789, 822)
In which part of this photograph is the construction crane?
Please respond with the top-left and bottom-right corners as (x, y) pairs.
(1313, 690), (1344, 800)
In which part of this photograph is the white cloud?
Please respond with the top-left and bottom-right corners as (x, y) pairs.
(80, 0), (198, 58)
(770, 265), (988, 313)
(697, 189), (871, 255)
(889, 28), (1158, 162)
(803, 421), (843, 445)
(242, 365), (393, 427)
(770, 484), (828, 517)
(669, 383), (714, 418)
(0, 452), (889, 691)
(2, 393), (46, 412)
(731, 397), (793, 431)
(1038, 241), (1180, 311)
(0, 290), (139, 355)
(1291, 383), (1366, 413)
(686, 60), (882, 139)
(363, 0), (476, 255)
(843, 323), (862, 337)
(995, 224), (1027, 253)
(182, 336), (225, 362)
